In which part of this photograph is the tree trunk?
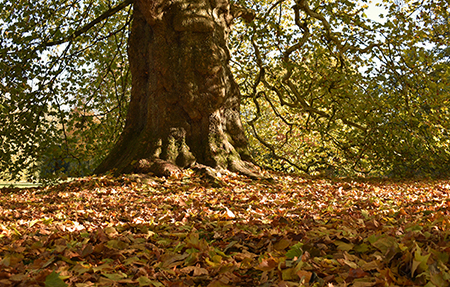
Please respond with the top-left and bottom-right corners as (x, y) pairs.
(94, 0), (258, 177)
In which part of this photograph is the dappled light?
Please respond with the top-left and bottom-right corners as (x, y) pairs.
(1, 172), (449, 285)
(1, 0), (449, 285)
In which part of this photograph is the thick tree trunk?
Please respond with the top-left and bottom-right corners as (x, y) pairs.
(95, 0), (258, 177)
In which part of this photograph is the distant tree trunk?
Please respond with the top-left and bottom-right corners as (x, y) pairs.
(95, 0), (258, 177)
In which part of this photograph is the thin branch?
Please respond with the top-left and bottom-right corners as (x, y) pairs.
(45, 0), (134, 47)
(249, 122), (309, 173)
(296, 0), (381, 55)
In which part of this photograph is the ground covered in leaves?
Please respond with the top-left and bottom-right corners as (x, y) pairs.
(1, 171), (449, 287)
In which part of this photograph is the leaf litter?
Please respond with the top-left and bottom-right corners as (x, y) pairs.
(0, 171), (449, 286)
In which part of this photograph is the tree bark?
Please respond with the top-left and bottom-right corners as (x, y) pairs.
(95, 0), (258, 177)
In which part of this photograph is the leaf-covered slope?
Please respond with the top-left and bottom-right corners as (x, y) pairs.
(1, 173), (449, 286)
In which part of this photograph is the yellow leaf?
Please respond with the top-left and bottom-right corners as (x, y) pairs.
(282, 267), (298, 281)
(205, 257), (221, 268)
(274, 239), (292, 251)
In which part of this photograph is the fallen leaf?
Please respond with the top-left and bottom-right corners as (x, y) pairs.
(44, 271), (68, 287)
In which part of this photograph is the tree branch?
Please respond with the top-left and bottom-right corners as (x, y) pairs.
(231, 4), (256, 22)
(296, 0), (381, 55)
(45, 0), (134, 47)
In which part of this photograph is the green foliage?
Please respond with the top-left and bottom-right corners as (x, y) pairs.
(1, 0), (449, 179)
(1, 0), (131, 181)
(231, 0), (450, 177)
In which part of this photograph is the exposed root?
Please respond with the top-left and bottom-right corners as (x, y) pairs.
(191, 164), (226, 187)
(130, 156), (272, 185)
(229, 159), (268, 180)
(134, 158), (181, 177)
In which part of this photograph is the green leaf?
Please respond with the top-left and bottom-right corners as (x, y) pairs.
(354, 243), (370, 253)
(411, 246), (430, 277)
(44, 271), (68, 287)
(286, 242), (303, 259)
(138, 276), (164, 286)
(370, 236), (398, 255)
(335, 241), (354, 251)
(405, 225), (423, 232)
(102, 272), (127, 281)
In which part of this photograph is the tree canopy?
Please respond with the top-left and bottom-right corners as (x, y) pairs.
(1, 0), (449, 181)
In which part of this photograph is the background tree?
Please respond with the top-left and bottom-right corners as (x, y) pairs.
(232, 0), (449, 177)
(1, 0), (448, 181)
(1, 0), (133, 180)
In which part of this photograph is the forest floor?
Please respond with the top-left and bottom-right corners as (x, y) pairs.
(0, 171), (449, 287)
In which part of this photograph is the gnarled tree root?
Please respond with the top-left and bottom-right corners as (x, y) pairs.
(132, 157), (268, 183)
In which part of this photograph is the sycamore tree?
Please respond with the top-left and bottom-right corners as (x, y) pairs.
(0, 0), (448, 181)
